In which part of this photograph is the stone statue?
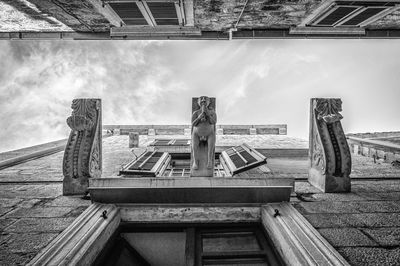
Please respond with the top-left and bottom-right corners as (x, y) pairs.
(191, 96), (217, 176)
(309, 98), (351, 193)
(63, 98), (102, 195)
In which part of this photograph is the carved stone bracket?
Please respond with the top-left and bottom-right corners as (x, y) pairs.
(309, 98), (351, 192)
(63, 98), (102, 195)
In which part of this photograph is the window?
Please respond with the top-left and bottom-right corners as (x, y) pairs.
(220, 143), (267, 176)
(105, 0), (185, 26)
(306, 0), (400, 27)
(197, 227), (281, 265)
(96, 224), (283, 266)
(119, 150), (170, 176)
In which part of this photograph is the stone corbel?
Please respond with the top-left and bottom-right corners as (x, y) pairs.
(63, 98), (102, 195)
(309, 98), (351, 192)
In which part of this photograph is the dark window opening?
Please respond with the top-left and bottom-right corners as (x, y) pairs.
(108, 2), (148, 25)
(95, 224), (283, 266)
(147, 2), (179, 25)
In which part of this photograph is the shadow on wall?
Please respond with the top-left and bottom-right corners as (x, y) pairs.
(3, 0), (109, 31)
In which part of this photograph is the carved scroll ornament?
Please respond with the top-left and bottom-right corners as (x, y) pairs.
(309, 98), (351, 192)
(63, 99), (102, 195)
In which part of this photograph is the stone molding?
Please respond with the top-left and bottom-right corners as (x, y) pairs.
(0, 144), (65, 170)
(63, 98), (102, 195)
(28, 203), (120, 266)
(28, 202), (349, 265)
(309, 98), (351, 192)
(262, 203), (350, 266)
(89, 177), (292, 204)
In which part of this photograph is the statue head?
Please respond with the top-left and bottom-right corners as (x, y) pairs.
(198, 96), (210, 107)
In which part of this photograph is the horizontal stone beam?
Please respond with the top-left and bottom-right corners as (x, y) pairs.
(0, 144), (65, 170)
(2, 30), (400, 40)
(89, 177), (292, 204)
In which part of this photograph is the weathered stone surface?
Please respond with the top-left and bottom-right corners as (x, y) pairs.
(338, 247), (400, 266)
(0, 198), (23, 208)
(121, 206), (260, 223)
(303, 213), (363, 228)
(66, 206), (89, 217)
(303, 213), (400, 229)
(0, 0), (110, 32)
(0, 250), (36, 266)
(0, 207), (12, 217)
(0, 219), (16, 230)
(17, 199), (41, 208)
(362, 228), (400, 247)
(318, 228), (378, 247)
(1, 233), (58, 252)
(194, 0), (321, 31)
(295, 201), (400, 214)
(0, 184), (62, 199)
(44, 196), (91, 207)
(4, 218), (76, 233)
(5, 207), (75, 218)
(308, 192), (367, 202)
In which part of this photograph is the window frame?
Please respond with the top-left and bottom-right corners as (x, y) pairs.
(110, 223), (283, 266)
(220, 143), (267, 176)
(104, 0), (186, 27)
(119, 150), (171, 176)
(304, 0), (400, 28)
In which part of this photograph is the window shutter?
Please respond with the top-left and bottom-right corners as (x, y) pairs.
(120, 151), (170, 177)
(151, 139), (190, 146)
(220, 143), (266, 176)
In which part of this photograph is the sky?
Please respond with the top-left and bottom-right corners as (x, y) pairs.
(0, 39), (399, 152)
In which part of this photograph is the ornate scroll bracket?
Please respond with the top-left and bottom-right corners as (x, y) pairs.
(309, 98), (351, 193)
(63, 98), (102, 195)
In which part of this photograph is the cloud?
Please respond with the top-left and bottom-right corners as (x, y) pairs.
(0, 39), (399, 152)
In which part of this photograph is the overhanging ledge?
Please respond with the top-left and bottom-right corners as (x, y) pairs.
(89, 177), (292, 204)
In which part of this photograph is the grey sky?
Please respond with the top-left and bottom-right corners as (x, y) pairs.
(0, 40), (399, 152)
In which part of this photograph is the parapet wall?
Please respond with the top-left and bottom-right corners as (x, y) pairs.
(347, 131), (400, 139)
(103, 125), (287, 135)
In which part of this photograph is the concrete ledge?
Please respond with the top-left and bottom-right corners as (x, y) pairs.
(290, 26), (365, 35)
(119, 205), (261, 223)
(262, 203), (349, 266)
(28, 203), (120, 266)
(89, 177), (292, 204)
(0, 145), (65, 170)
(104, 124), (287, 135)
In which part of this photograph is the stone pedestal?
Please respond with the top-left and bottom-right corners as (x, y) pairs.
(129, 132), (139, 148)
(249, 128), (257, 135)
(148, 128), (155, 136)
(63, 98), (102, 195)
(308, 98), (351, 193)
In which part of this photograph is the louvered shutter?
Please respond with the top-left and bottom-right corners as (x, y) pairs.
(151, 139), (190, 146)
(220, 143), (267, 176)
(120, 151), (170, 177)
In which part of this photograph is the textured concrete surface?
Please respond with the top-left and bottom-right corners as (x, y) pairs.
(295, 180), (400, 266)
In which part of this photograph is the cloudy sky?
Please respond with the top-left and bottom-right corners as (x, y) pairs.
(0, 39), (399, 152)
